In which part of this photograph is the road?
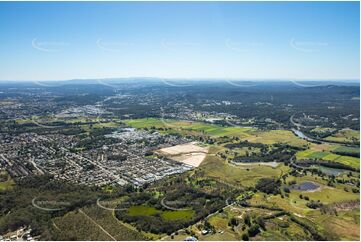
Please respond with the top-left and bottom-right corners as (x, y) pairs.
(0, 154), (12, 165)
(28, 158), (44, 175)
(289, 115), (354, 146)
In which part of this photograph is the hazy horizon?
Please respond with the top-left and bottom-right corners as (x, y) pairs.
(0, 77), (359, 83)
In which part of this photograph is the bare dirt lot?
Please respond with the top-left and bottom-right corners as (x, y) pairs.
(158, 142), (208, 167)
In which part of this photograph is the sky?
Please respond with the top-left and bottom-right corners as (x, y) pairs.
(0, 1), (359, 81)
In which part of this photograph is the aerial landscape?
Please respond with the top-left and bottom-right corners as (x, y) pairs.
(0, 1), (359, 241)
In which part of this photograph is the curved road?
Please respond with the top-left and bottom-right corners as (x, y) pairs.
(290, 115), (357, 146)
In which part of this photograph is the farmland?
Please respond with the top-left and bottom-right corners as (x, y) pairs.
(324, 129), (360, 144)
(296, 147), (360, 169)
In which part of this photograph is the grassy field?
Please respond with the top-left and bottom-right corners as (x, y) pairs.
(124, 118), (253, 138)
(296, 149), (360, 169)
(310, 209), (360, 240)
(259, 216), (309, 241)
(0, 179), (14, 191)
(333, 146), (360, 155)
(162, 210), (195, 221)
(324, 129), (360, 143)
(0, 172), (14, 191)
(128, 205), (159, 216)
(283, 175), (359, 210)
(199, 151), (289, 188)
(124, 118), (307, 148)
(127, 205), (195, 221)
(246, 129), (308, 147)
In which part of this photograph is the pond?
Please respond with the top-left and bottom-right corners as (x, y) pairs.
(291, 181), (320, 191)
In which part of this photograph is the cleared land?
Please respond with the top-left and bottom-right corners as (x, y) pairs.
(158, 142), (208, 167)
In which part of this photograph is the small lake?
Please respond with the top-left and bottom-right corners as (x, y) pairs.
(291, 181), (320, 191)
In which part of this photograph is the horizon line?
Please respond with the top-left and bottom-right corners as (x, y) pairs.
(0, 77), (359, 83)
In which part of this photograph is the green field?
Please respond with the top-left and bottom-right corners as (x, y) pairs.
(296, 149), (360, 169)
(333, 146), (360, 156)
(0, 172), (14, 191)
(162, 210), (195, 220)
(128, 205), (159, 216)
(124, 118), (253, 138)
(124, 118), (307, 148)
(200, 152), (289, 188)
(128, 205), (195, 221)
(0, 179), (14, 191)
(246, 129), (308, 147)
(325, 129), (360, 144)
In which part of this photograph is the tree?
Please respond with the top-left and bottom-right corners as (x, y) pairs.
(255, 178), (281, 195)
(283, 187), (290, 193)
(247, 224), (260, 237)
(242, 233), (249, 241)
(256, 217), (266, 231)
(243, 213), (251, 227)
(229, 217), (238, 226)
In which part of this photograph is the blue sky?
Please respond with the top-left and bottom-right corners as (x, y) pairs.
(0, 1), (359, 81)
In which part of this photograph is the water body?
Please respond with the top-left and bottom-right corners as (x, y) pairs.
(291, 128), (347, 146)
(291, 128), (316, 142)
(292, 181), (320, 191)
